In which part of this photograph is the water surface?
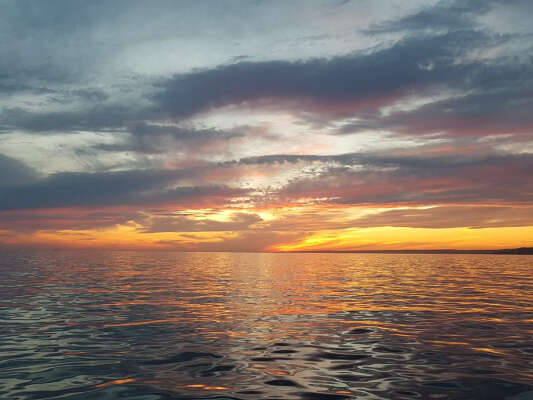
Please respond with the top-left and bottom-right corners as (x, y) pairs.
(1, 251), (532, 399)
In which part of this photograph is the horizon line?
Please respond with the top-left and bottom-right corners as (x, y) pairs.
(1, 247), (531, 255)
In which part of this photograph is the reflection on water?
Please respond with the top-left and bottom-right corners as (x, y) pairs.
(1, 251), (532, 399)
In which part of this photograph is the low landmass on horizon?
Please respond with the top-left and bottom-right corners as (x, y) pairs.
(288, 247), (533, 255)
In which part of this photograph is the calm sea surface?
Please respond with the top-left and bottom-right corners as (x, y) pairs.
(1, 251), (532, 400)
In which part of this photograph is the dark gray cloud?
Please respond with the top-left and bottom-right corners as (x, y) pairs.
(276, 152), (533, 205)
(0, 167), (247, 210)
(229, 151), (533, 172)
(0, 168), (177, 210)
(338, 63), (533, 137)
(93, 124), (243, 154)
(0, 105), (145, 133)
(0, 153), (41, 187)
(364, 0), (496, 34)
(2, 0), (394, 130)
(154, 30), (491, 119)
(1, 21), (528, 144)
(147, 27), (533, 141)
(212, 151), (533, 207)
(364, 0), (533, 38)
(1, 148), (531, 212)
(0, 210), (140, 232)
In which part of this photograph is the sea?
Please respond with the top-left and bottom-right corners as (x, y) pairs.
(1, 251), (532, 400)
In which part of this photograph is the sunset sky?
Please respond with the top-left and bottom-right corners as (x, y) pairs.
(1, 0), (532, 251)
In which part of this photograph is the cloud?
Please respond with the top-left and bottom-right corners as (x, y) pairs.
(364, 0), (533, 37)
(276, 152), (533, 205)
(351, 205), (533, 228)
(230, 151), (532, 172)
(0, 209), (139, 232)
(93, 123), (243, 154)
(154, 30), (492, 119)
(1, 1), (532, 250)
(0, 105), (145, 133)
(1, 148), (531, 214)
(364, 0), (495, 34)
(148, 27), (533, 142)
(155, 230), (309, 252)
(0, 153), (41, 187)
(0, 168), (248, 210)
(2, 20), (528, 144)
(338, 70), (533, 137)
(142, 212), (262, 233)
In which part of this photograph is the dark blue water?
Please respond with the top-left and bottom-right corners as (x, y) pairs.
(1, 251), (532, 399)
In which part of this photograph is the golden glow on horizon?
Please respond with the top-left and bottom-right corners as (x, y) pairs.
(272, 226), (533, 252)
(2, 204), (532, 251)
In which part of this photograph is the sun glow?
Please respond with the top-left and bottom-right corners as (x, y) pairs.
(3, 204), (533, 251)
(272, 226), (533, 252)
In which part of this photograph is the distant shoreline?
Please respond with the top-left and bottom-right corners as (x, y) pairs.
(286, 247), (533, 255)
(281, 248), (533, 255)
(287, 248), (533, 255)
(1, 246), (532, 254)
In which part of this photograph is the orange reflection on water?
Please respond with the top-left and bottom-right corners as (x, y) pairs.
(103, 319), (179, 327)
(176, 384), (230, 390)
(52, 252), (532, 343)
(471, 347), (507, 356)
(264, 369), (288, 376)
(95, 378), (136, 388)
(26, 251), (533, 396)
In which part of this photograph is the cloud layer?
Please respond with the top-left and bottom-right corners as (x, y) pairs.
(1, 0), (532, 250)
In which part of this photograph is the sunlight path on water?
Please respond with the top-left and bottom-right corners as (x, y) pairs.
(1, 251), (532, 399)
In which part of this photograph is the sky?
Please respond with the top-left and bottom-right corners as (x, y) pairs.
(1, 0), (532, 251)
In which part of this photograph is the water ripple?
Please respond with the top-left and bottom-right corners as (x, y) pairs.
(1, 251), (532, 399)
